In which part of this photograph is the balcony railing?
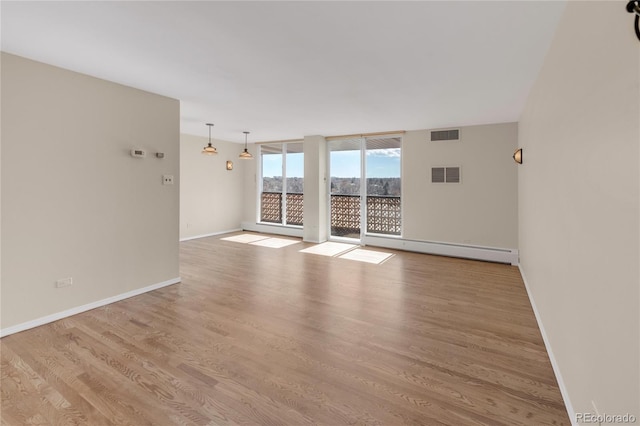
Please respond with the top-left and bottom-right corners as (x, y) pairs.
(261, 192), (303, 226)
(286, 193), (304, 226)
(330, 194), (360, 237)
(261, 192), (282, 224)
(366, 195), (401, 235)
(330, 194), (401, 236)
(261, 192), (400, 236)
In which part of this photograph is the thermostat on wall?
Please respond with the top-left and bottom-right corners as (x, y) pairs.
(131, 149), (147, 158)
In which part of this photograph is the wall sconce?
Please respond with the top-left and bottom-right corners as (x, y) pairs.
(226, 161), (233, 170)
(627, 1), (640, 41)
(513, 148), (523, 164)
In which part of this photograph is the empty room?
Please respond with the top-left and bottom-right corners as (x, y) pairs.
(1, 1), (638, 425)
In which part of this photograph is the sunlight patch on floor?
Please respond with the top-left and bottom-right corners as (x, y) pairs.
(220, 234), (270, 244)
(338, 248), (394, 264)
(299, 242), (357, 257)
(250, 238), (300, 248)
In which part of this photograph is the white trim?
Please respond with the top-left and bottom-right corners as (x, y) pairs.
(256, 145), (263, 223)
(241, 221), (304, 238)
(282, 143), (287, 226)
(0, 277), (181, 338)
(303, 238), (323, 244)
(359, 138), (366, 243)
(364, 234), (519, 265)
(518, 265), (576, 425)
(329, 235), (361, 245)
(179, 228), (242, 242)
(326, 141), (331, 241)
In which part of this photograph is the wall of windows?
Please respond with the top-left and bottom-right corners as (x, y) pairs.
(260, 142), (304, 226)
(242, 124), (519, 261)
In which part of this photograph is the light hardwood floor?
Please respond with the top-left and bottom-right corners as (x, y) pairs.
(1, 233), (570, 425)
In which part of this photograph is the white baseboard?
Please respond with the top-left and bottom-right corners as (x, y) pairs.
(0, 277), (181, 338)
(236, 226), (517, 265)
(179, 228), (242, 242)
(364, 235), (519, 265)
(241, 222), (304, 238)
(518, 265), (576, 425)
(302, 238), (323, 243)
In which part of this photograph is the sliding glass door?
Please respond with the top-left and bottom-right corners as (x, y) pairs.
(365, 137), (402, 235)
(328, 136), (402, 242)
(329, 139), (363, 240)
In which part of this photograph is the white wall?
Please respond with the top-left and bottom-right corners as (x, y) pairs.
(403, 123), (518, 249)
(302, 135), (327, 243)
(519, 1), (639, 420)
(180, 133), (244, 240)
(1, 53), (180, 330)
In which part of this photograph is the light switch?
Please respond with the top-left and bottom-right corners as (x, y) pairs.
(162, 175), (174, 185)
(56, 277), (73, 288)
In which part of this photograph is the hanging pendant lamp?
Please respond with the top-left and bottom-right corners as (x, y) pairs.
(239, 131), (253, 159)
(202, 123), (218, 155)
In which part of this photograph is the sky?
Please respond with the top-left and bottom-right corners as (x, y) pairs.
(262, 152), (303, 178)
(262, 149), (401, 179)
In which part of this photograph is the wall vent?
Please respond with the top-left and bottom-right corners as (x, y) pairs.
(431, 167), (445, 183)
(445, 167), (460, 183)
(431, 129), (459, 141)
(432, 167), (461, 183)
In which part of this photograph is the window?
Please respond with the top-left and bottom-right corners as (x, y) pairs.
(260, 142), (304, 226)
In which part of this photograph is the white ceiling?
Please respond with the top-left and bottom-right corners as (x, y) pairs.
(1, 1), (566, 143)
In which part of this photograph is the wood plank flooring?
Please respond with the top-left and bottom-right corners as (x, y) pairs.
(1, 233), (570, 425)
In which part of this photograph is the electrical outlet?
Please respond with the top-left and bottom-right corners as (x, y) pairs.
(162, 175), (174, 185)
(55, 277), (73, 288)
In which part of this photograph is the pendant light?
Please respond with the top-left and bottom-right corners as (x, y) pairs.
(239, 131), (253, 159)
(202, 123), (218, 155)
